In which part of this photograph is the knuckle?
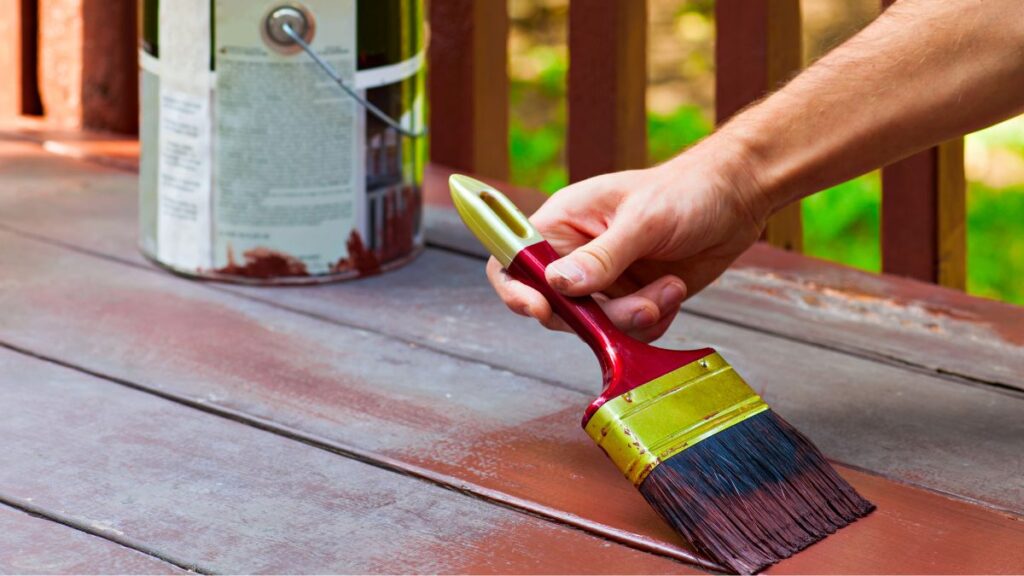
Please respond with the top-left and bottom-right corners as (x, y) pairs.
(579, 243), (616, 275)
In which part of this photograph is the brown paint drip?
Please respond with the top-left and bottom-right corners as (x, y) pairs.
(217, 245), (310, 279)
(379, 185), (419, 263)
(334, 230), (381, 276)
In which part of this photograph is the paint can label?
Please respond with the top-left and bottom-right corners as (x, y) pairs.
(139, 0), (424, 282)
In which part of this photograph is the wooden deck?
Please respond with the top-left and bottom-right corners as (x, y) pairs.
(1, 131), (1023, 573)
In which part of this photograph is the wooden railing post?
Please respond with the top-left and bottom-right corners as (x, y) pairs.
(881, 141), (966, 289)
(427, 0), (509, 180)
(879, 0), (966, 289)
(0, 0), (41, 118)
(715, 0), (803, 252)
(35, 0), (137, 133)
(567, 0), (647, 183)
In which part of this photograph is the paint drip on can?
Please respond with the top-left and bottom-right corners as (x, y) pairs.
(138, 0), (425, 284)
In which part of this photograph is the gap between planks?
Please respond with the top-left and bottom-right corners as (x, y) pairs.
(1, 223), (1020, 521)
(0, 340), (721, 572)
(1, 214), (1020, 405)
(0, 497), (211, 574)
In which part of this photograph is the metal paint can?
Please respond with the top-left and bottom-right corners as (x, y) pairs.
(138, 0), (425, 284)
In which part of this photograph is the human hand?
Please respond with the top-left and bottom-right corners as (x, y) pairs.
(486, 139), (769, 342)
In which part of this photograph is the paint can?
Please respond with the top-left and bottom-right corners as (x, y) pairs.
(138, 0), (425, 284)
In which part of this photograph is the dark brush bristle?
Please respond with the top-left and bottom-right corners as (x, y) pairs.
(638, 410), (874, 574)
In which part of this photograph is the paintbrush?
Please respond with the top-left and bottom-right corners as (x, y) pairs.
(449, 174), (875, 574)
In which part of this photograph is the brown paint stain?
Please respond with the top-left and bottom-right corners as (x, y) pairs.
(334, 230), (381, 276)
(392, 404), (1024, 574)
(217, 244), (309, 279)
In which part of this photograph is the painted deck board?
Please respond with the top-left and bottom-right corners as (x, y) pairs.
(1, 134), (1023, 572)
(0, 504), (184, 574)
(0, 139), (1021, 512)
(1, 229), (1023, 573)
(0, 347), (694, 574)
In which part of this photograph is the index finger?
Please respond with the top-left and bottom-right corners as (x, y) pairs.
(485, 256), (555, 325)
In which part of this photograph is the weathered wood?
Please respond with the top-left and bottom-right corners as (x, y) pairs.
(427, 0), (509, 179)
(882, 141), (967, 288)
(36, 0), (137, 133)
(567, 0), (647, 182)
(0, 140), (1022, 511)
(0, 0), (41, 118)
(2, 232), (1024, 572)
(716, 0), (803, 252)
(0, 504), (184, 574)
(0, 347), (695, 574)
(3, 142), (1024, 572)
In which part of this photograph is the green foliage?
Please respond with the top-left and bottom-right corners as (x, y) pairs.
(510, 118), (567, 193)
(648, 106), (712, 164)
(802, 173), (881, 273)
(967, 183), (1024, 304)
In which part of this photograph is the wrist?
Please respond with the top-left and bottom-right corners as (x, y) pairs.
(711, 116), (788, 218)
(660, 128), (775, 229)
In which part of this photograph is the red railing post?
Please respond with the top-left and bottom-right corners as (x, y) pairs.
(427, 0), (509, 180)
(567, 0), (647, 183)
(716, 0), (803, 252)
(0, 0), (42, 118)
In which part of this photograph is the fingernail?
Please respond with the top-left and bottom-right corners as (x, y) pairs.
(661, 282), (685, 307)
(631, 308), (658, 329)
(548, 260), (585, 289)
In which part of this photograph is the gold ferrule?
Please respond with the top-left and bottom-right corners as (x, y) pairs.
(448, 175), (545, 267)
(584, 353), (769, 487)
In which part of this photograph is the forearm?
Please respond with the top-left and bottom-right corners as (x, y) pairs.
(707, 0), (1024, 215)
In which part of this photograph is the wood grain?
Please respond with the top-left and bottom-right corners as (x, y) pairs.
(427, 0), (509, 179)
(567, 0), (647, 182)
(0, 504), (184, 574)
(716, 0), (803, 252)
(0, 347), (694, 574)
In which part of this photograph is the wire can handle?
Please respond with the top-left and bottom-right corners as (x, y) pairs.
(263, 5), (426, 139)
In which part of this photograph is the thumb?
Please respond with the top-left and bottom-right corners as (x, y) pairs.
(545, 219), (646, 296)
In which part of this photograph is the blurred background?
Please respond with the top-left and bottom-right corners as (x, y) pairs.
(504, 0), (1024, 304)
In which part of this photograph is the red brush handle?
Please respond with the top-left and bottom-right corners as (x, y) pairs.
(507, 242), (714, 425)
(506, 242), (627, 382)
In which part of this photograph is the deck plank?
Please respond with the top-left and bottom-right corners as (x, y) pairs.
(1, 230), (1023, 573)
(0, 347), (694, 574)
(0, 504), (185, 574)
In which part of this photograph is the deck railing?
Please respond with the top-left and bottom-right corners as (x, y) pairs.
(0, 0), (966, 289)
(427, 0), (967, 290)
